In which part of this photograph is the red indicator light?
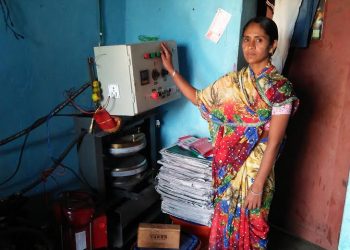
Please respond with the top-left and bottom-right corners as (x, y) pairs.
(151, 91), (159, 100)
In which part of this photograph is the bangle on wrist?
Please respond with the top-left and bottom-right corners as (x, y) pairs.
(171, 70), (176, 77)
(250, 188), (263, 196)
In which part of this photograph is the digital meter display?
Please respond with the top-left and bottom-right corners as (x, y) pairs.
(140, 70), (149, 85)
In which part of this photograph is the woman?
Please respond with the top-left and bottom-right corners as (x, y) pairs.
(161, 16), (299, 250)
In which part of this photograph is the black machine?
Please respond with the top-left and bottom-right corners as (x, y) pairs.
(74, 110), (163, 249)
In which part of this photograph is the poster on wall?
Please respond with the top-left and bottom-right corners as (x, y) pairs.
(311, 0), (326, 40)
(205, 8), (232, 43)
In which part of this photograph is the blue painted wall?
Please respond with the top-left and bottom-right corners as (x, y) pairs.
(0, 0), (124, 197)
(104, 0), (126, 45)
(340, 172), (350, 250)
(0, 0), (245, 197)
(124, 0), (243, 146)
(0, 0), (243, 198)
(2, 1), (350, 249)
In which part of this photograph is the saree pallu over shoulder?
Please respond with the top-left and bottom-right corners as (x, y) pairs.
(196, 65), (299, 250)
(251, 65), (299, 110)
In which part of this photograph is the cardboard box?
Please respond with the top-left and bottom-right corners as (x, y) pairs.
(137, 223), (180, 249)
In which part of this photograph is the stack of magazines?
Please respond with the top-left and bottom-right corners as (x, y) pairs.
(155, 136), (214, 226)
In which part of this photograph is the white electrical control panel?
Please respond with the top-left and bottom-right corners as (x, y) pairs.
(94, 41), (181, 116)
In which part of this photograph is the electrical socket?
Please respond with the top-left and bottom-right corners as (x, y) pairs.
(108, 84), (120, 98)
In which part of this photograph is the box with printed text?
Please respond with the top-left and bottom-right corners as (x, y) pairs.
(137, 223), (180, 249)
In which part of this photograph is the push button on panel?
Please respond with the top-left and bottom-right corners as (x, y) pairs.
(151, 90), (159, 100)
(143, 51), (162, 59)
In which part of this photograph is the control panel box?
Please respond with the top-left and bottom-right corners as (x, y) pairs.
(94, 41), (181, 116)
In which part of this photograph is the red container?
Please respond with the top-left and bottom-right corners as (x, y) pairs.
(55, 191), (95, 250)
(93, 108), (121, 133)
(170, 216), (211, 249)
(92, 214), (108, 249)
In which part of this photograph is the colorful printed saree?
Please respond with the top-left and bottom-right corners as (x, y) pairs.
(196, 65), (299, 250)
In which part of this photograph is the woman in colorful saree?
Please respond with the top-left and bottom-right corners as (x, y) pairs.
(160, 16), (299, 250)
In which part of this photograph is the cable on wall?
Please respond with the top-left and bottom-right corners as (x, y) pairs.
(0, 0), (24, 39)
(0, 82), (91, 147)
(14, 130), (87, 198)
(0, 132), (30, 186)
(98, 0), (104, 46)
(0, 83), (91, 186)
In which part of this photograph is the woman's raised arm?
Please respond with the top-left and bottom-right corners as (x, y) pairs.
(160, 42), (197, 105)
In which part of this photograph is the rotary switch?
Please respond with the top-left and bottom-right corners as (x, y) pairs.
(152, 69), (160, 81)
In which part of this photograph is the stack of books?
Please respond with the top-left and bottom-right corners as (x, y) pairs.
(155, 137), (214, 226)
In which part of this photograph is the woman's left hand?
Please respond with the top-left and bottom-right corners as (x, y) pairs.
(243, 188), (263, 210)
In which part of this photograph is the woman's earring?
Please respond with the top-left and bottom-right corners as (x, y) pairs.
(268, 52), (273, 65)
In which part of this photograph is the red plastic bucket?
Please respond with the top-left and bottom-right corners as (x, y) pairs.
(93, 108), (121, 133)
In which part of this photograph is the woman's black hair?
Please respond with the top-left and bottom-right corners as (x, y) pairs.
(242, 16), (278, 45)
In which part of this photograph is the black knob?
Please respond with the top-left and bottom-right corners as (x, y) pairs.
(152, 69), (160, 81)
(161, 68), (168, 77)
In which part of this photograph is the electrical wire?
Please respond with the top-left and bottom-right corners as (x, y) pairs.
(64, 89), (95, 114)
(98, 0), (104, 46)
(53, 160), (96, 193)
(0, 132), (30, 186)
(0, 82), (91, 146)
(13, 130), (87, 197)
(0, 0), (24, 39)
(49, 175), (60, 192)
(0, 83), (91, 187)
(65, 87), (110, 114)
(47, 113), (87, 117)
(46, 112), (55, 158)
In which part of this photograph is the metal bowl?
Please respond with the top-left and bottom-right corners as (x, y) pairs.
(109, 133), (146, 157)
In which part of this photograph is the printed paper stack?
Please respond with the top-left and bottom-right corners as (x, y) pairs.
(155, 137), (214, 226)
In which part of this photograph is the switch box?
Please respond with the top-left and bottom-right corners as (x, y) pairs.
(94, 41), (181, 116)
(108, 84), (120, 98)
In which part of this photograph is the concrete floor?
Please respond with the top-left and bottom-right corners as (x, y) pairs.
(268, 225), (326, 250)
(183, 223), (327, 250)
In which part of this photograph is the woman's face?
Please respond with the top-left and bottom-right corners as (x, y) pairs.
(242, 22), (276, 71)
